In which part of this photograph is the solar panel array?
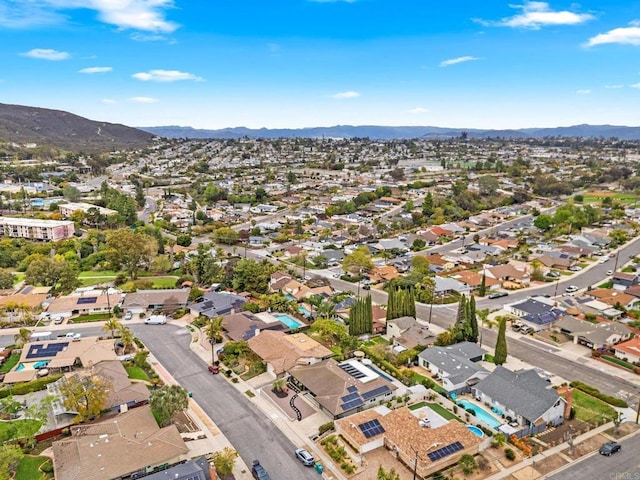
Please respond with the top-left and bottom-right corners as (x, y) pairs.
(77, 297), (98, 305)
(347, 385), (358, 393)
(362, 385), (390, 400)
(339, 363), (366, 379)
(427, 442), (463, 462)
(358, 419), (385, 439)
(26, 342), (69, 360)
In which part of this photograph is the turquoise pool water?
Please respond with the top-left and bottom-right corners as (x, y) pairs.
(457, 400), (502, 429)
(274, 313), (304, 329)
(467, 425), (485, 438)
(366, 362), (395, 383)
(298, 305), (312, 316)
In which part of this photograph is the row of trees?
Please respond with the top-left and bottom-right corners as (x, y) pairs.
(436, 295), (478, 346)
(348, 294), (373, 336)
(386, 287), (416, 321)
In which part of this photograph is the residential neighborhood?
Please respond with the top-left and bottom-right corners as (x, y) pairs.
(1, 136), (640, 480)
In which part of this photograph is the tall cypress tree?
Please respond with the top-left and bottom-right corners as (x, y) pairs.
(406, 287), (416, 318)
(478, 273), (487, 297)
(469, 295), (478, 343)
(455, 295), (467, 327)
(494, 318), (508, 365)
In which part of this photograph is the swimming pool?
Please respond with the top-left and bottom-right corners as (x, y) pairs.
(457, 400), (502, 429)
(273, 313), (304, 329)
(467, 425), (484, 438)
(298, 305), (312, 316)
(365, 362), (395, 383)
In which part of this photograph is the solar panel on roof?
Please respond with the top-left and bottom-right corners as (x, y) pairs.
(341, 392), (359, 403)
(358, 419), (385, 439)
(77, 297), (98, 305)
(362, 385), (390, 400)
(339, 363), (366, 379)
(347, 385), (358, 393)
(340, 398), (363, 411)
(427, 442), (463, 462)
(25, 342), (69, 360)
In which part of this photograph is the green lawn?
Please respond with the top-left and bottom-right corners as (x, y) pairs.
(78, 270), (121, 278)
(150, 276), (180, 288)
(0, 419), (42, 442)
(410, 402), (466, 423)
(13, 273), (25, 285)
(15, 455), (52, 480)
(602, 355), (636, 371)
(79, 277), (116, 287)
(572, 390), (617, 424)
(126, 365), (150, 381)
(70, 313), (111, 322)
(362, 336), (389, 347)
(583, 193), (639, 204)
(0, 353), (20, 373)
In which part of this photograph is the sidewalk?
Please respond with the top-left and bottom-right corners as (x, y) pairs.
(185, 323), (348, 480)
(486, 420), (640, 480)
(146, 348), (252, 480)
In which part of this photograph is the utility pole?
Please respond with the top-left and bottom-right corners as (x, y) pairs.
(411, 445), (423, 480)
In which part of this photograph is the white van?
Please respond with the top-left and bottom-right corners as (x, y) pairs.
(65, 332), (82, 341)
(144, 315), (167, 325)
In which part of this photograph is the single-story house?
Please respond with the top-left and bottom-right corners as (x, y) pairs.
(288, 358), (397, 419)
(189, 291), (246, 319)
(384, 316), (436, 350)
(553, 315), (632, 349)
(122, 288), (190, 314)
(612, 272), (640, 290)
(417, 342), (488, 394)
(504, 297), (564, 330)
(474, 366), (566, 432)
(247, 330), (332, 376)
(221, 312), (286, 342)
(46, 290), (123, 318)
(52, 405), (189, 480)
(585, 289), (640, 310)
(486, 264), (530, 288)
(613, 337), (640, 364)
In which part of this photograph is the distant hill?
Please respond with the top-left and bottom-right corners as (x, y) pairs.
(0, 103), (154, 152)
(139, 124), (640, 140)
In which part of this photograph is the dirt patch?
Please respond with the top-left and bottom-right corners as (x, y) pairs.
(262, 384), (316, 421)
(531, 453), (569, 475)
(173, 410), (200, 434)
(564, 433), (607, 460)
(537, 419), (591, 446)
(535, 331), (570, 345)
(605, 422), (640, 439)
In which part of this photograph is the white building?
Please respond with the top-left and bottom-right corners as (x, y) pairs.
(0, 217), (75, 241)
(58, 202), (117, 218)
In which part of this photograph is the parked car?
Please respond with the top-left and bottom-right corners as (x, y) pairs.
(295, 448), (315, 467)
(53, 315), (64, 325)
(606, 270), (613, 276)
(599, 257), (609, 263)
(488, 292), (508, 299)
(512, 323), (523, 332)
(208, 364), (219, 374)
(124, 310), (133, 320)
(520, 326), (534, 335)
(565, 285), (579, 293)
(251, 460), (271, 480)
(599, 441), (621, 456)
(568, 265), (582, 271)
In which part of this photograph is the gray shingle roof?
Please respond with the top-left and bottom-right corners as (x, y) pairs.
(418, 342), (487, 385)
(474, 366), (562, 423)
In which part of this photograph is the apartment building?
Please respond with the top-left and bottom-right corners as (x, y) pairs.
(58, 202), (117, 218)
(0, 217), (75, 241)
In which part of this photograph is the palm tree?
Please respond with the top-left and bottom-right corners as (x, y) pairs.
(316, 301), (336, 320)
(118, 326), (135, 354)
(205, 316), (224, 364)
(272, 378), (288, 396)
(14, 327), (31, 347)
(103, 318), (122, 339)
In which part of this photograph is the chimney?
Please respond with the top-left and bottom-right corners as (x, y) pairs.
(561, 387), (573, 419)
(209, 462), (217, 480)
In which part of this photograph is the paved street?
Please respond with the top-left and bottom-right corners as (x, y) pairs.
(549, 433), (640, 480)
(129, 323), (318, 480)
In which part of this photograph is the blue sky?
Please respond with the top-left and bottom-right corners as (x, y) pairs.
(1, 0), (640, 129)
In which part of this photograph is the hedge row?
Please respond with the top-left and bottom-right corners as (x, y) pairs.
(570, 381), (628, 408)
(0, 374), (63, 398)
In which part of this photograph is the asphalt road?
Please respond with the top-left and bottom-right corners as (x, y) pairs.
(549, 434), (640, 480)
(129, 323), (318, 480)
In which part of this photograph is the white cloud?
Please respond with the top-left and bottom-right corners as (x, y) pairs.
(477, 2), (594, 29)
(586, 24), (640, 47)
(439, 56), (480, 67)
(21, 48), (69, 60)
(604, 84), (624, 89)
(130, 32), (169, 42)
(0, 0), (178, 32)
(132, 69), (204, 82)
(78, 66), (112, 74)
(576, 89), (591, 94)
(101, 98), (117, 104)
(129, 96), (158, 103)
(329, 91), (360, 99)
(630, 83), (640, 89)
(408, 107), (429, 114)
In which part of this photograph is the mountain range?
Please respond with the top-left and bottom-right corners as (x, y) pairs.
(139, 124), (640, 140)
(0, 102), (153, 152)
